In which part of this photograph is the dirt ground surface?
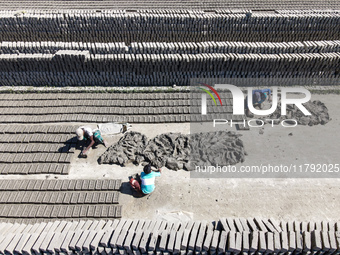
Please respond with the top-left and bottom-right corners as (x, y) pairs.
(1, 94), (339, 223)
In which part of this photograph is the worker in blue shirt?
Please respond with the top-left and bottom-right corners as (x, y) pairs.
(129, 164), (162, 197)
(245, 88), (272, 117)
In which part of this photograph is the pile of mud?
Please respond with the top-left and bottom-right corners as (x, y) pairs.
(98, 131), (246, 170)
(262, 100), (330, 126)
(98, 131), (148, 165)
(143, 133), (191, 170)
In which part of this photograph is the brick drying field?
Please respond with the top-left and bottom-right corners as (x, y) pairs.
(0, 0), (339, 254)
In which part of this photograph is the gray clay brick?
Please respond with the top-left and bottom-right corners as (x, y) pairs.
(61, 180), (71, 190)
(107, 180), (116, 190)
(43, 205), (53, 218)
(85, 192), (94, 204)
(101, 205), (110, 218)
(87, 205), (96, 217)
(56, 192), (66, 204)
(63, 192), (72, 204)
(88, 180), (96, 190)
(98, 192), (107, 204)
(94, 205), (104, 218)
(72, 205), (82, 217)
(250, 231), (259, 253)
(92, 192), (100, 204)
(96, 180), (104, 190)
(78, 192), (87, 204)
(311, 230), (322, 251)
(36, 205), (48, 218)
(75, 180), (84, 190)
(82, 180), (90, 190)
(64, 206), (74, 218)
(80, 205), (89, 218)
(274, 231), (281, 253)
(68, 180), (77, 190)
(70, 193), (80, 204)
(218, 230), (228, 253)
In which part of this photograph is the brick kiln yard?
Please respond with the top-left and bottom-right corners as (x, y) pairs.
(0, 1), (340, 253)
(65, 93), (340, 222)
(1, 93), (337, 223)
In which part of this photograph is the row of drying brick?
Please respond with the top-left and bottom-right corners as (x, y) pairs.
(0, 124), (75, 134)
(0, 204), (122, 219)
(0, 106), (234, 115)
(0, 114), (242, 124)
(0, 143), (75, 154)
(0, 152), (73, 164)
(0, 163), (70, 175)
(219, 217), (340, 233)
(1, 53), (339, 74)
(1, 71), (338, 87)
(0, 100), (216, 108)
(0, 92), (194, 101)
(0, 133), (75, 143)
(0, 218), (339, 255)
(0, 191), (119, 204)
(0, 125), (76, 175)
(0, 11), (339, 43)
(2, 40), (340, 55)
(0, 101), (191, 108)
(0, 179), (122, 191)
(0, 1), (338, 10)
(0, 106), (194, 115)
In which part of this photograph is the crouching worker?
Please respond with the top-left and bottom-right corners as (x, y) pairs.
(129, 164), (161, 197)
(75, 126), (108, 158)
(245, 88), (272, 118)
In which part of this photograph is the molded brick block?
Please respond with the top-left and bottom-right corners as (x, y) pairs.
(80, 205), (89, 218)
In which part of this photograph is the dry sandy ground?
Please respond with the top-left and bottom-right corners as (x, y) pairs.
(1, 94), (339, 223)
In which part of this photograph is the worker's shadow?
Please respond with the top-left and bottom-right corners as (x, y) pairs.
(120, 182), (134, 196)
(57, 137), (86, 158)
(57, 137), (78, 153)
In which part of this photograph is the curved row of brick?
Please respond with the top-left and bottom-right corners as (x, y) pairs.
(0, 179), (122, 222)
(0, 11), (339, 43)
(0, 125), (76, 175)
(2, 40), (340, 55)
(0, 217), (338, 255)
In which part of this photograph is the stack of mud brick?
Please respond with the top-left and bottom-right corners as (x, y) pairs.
(0, 1), (339, 10)
(0, 179), (122, 222)
(0, 10), (339, 86)
(0, 10), (339, 43)
(0, 50), (339, 87)
(0, 217), (338, 255)
(0, 125), (76, 174)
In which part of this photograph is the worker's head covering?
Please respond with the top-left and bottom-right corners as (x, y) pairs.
(75, 128), (84, 141)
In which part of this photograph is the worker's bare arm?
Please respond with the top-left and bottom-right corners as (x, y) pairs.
(83, 136), (95, 154)
(151, 166), (162, 172)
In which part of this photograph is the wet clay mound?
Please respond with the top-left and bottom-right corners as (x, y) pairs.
(98, 131), (246, 170)
(143, 133), (191, 170)
(265, 100), (330, 126)
(189, 131), (246, 170)
(98, 131), (148, 165)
